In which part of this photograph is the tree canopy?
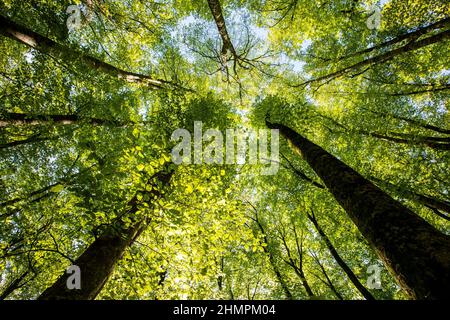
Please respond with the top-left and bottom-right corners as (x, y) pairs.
(0, 0), (449, 300)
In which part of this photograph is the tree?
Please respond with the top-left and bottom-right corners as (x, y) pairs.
(0, 0), (448, 301)
(38, 169), (174, 300)
(0, 15), (182, 90)
(250, 205), (293, 300)
(266, 119), (450, 299)
(278, 223), (315, 298)
(307, 210), (374, 300)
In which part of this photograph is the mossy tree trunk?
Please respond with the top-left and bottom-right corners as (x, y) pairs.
(38, 170), (173, 300)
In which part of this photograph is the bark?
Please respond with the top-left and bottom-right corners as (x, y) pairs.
(388, 131), (450, 143)
(281, 153), (325, 189)
(267, 120), (450, 299)
(297, 29), (450, 86)
(0, 113), (134, 127)
(0, 112), (113, 128)
(38, 169), (173, 300)
(388, 84), (450, 97)
(0, 270), (30, 300)
(0, 15), (184, 91)
(361, 109), (450, 135)
(358, 130), (450, 151)
(283, 149), (450, 220)
(0, 167), (95, 219)
(324, 118), (450, 151)
(217, 256), (224, 291)
(425, 206), (450, 222)
(38, 222), (143, 300)
(307, 211), (374, 300)
(292, 226), (314, 298)
(0, 182), (58, 210)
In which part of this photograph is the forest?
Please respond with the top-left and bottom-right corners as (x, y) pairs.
(0, 0), (449, 300)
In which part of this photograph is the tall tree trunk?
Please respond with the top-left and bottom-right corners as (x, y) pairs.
(310, 251), (344, 300)
(38, 169), (173, 300)
(336, 17), (450, 61)
(0, 134), (51, 150)
(0, 15), (182, 91)
(307, 211), (374, 300)
(360, 108), (450, 135)
(252, 209), (293, 299)
(297, 29), (450, 86)
(323, 117), (450, 151)
(206, 0), (237, 56)
(281, 153), (325, 189)
(267, 120), (450, 299)
(358, 130), (450, 151)
(0, 166), (97, 211)
(283, 150), (450, 220)
(370, 176), (450, 216)
(0, 270), (30, 300)
(388, 84), (450, 97)
(0, 181), (57, 209)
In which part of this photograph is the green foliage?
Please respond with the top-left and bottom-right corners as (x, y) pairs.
(0, 0), (448, 300)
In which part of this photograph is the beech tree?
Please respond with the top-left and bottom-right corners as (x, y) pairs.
(0, 0), (448, 300)
(266, 119), (450, 299)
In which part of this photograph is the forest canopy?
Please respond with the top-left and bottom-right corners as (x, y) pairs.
(0, 0), (449, 300)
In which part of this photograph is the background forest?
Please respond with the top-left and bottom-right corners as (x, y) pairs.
(0, 0), (449, 300)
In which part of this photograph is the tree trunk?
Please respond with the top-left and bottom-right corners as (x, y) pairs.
(0, 15), (181, 90)
(359, 130), (450, 151)
(38, 169), (173, 300)
(0, 166), (97, 211)
(324, 116), (450, 151)
(361, 108), (450, 135)
(0, 270), (30, 300)
(279, 225), (315, 298)
(38, 222), (143, 300)
(336, 17), (450, 61)
(388, 84), (450, 97)
(0, 134), (51, 150)
(310, 251), (344, 300)
(307, 211), (374, 300)
(267, 120), (450, 299)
